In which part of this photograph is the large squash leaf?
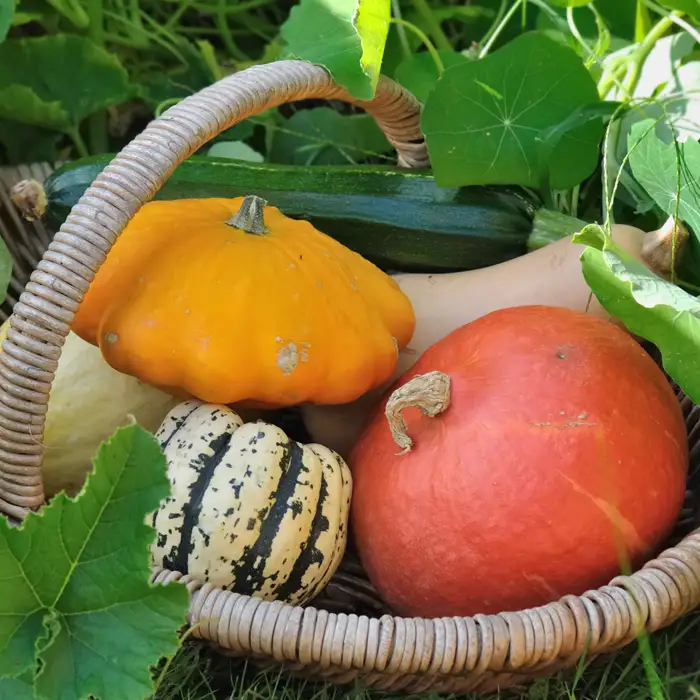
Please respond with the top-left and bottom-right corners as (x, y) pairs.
(280, 0), (391, 100)
(0, 424), (189, 700)
(0, 34), (136, 136)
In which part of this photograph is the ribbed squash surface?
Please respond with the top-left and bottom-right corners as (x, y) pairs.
(151, 401), (352, 604)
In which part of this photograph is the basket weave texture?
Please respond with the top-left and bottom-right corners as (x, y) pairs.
(0, 60), (699, 694)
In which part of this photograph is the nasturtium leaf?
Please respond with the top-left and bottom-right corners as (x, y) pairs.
(269, 107), (392, 165)
(0, 424), (189, 700)
(280, 0), (390, 100)
(421, 31), (603, 189)
(0, 34), (136, 134)
(627, 119), (700, 240)
(394, 50), (471, 103)
(576, 223), (700, 404)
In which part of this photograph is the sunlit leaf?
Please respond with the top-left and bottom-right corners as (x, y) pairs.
(280, 0), (391, 100)
(0, 425), (189, 700)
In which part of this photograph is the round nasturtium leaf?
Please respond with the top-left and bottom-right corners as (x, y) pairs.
(421, 31), (604, 191)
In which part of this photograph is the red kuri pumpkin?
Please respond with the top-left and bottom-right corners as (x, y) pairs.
(349, 305), (689, 618)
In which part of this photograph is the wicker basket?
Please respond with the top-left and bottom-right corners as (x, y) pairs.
(1, 60), (700, 695)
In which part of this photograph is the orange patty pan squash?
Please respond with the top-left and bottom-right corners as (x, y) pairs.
(70, 195), (416, 407)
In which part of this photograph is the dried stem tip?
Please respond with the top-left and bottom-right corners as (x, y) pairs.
(11, 179), (47, 222)
(385, 371), (451, 454)
(227, 195), (269, 235)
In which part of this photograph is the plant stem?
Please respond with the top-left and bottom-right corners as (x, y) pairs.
(635, 0), (653, 42)
(408, 0), (452, 52)
(479, 0), (522, 57)
(165, 0), (197, 30)
(479, 0), (507, 52)
(623, 13), (674, 97)
(87, 0), (107, 155)
(214, 0), (246, 61)
(644, 1), (700, 43)
(391, 0), (412, 60)
(391, 18), (444, 74)
(183, 0), (276, 13)
(69, 128), (90, 159)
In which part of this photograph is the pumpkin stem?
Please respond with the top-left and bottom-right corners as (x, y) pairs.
(227, 195), (269, 235)
(385, 371), (451, 455)
(642, 216), (689, 279)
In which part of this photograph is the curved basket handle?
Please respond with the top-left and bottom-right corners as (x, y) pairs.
(0, 59), (428, 519)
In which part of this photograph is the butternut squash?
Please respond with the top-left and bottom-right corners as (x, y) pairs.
(301, 220), (688, 456)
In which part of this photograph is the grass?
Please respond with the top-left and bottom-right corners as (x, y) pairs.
(151, 611), (700, 700)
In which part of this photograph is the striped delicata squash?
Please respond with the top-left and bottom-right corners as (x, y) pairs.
(151, 400), (352, 604)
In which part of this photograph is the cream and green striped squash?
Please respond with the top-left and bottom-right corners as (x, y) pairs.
(151, 400), (352, 605)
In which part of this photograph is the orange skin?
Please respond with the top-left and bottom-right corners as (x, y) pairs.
(70, 198), (415, 407)
(349, 305), (688, 618)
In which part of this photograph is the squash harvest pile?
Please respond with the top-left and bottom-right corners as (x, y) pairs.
(28, 164), (693, 612)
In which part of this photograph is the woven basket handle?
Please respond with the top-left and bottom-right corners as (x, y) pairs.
(0, 59), (428, 519)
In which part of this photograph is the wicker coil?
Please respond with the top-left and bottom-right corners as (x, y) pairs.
(0, 60), (699, 695)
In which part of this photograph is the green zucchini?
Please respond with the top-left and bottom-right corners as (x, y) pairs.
(42, 154), (541, 273)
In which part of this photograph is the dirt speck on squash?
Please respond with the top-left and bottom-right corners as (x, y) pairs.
(277, 342), (299, 375)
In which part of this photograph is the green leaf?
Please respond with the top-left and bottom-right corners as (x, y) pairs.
(0, 119), (62, 164)
(394, 50), (471, 103)
(421, 31), (603, 189)
(269, 107), (392, 165)
(547, 0), (592, 7)
(576, 223), (700, 404)
(0, 84), (70, 131)
(607, 33), (700, 142)
(0, 670), (33, 699)
(627, 118), (700, 239)
(0, 34), (136, 134)
(0, 424), (189, 700)
(12, 11), (43, 26)
(208, 141), (264, 162)
(538, 101), (620, 192)
(0, 0), (13, 43)
(661, 0), (700, 21)
(280, 0), (390, 100)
